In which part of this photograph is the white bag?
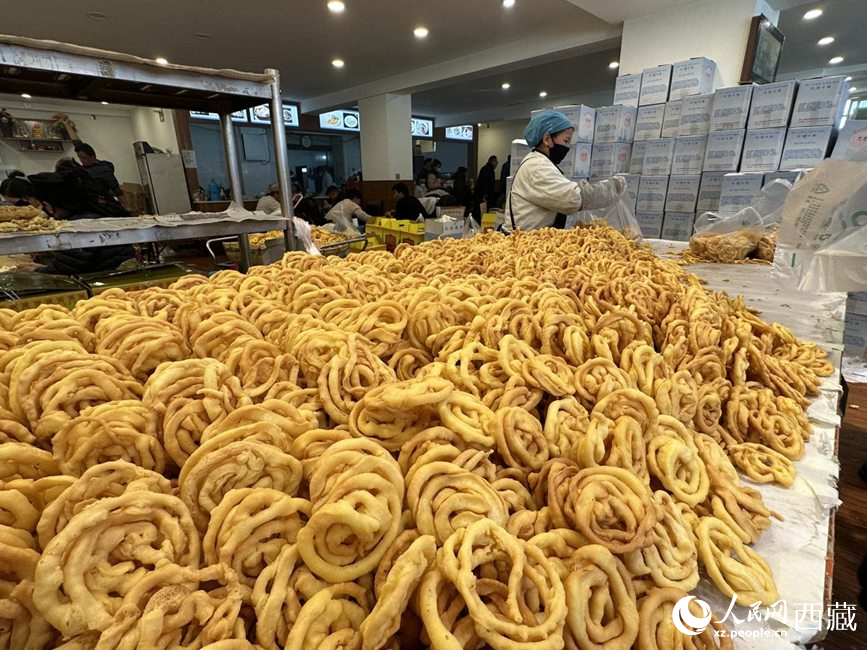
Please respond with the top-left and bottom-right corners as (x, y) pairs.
(773, 154), (867, 292)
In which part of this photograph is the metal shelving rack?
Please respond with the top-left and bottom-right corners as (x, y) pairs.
(0, 34), (295, 269)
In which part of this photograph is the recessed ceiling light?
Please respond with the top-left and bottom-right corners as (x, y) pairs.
(846, 76), (853, 81)
(501, 82), (510, 90)
(477, 122), (482, 127)
(413, 26), (429, 38)
(327, 1), (345, 12)
(539, 91), (547, 98)
(849, 87), (857, 93)
(155, 57), (168, 65)
(101, 101), (109, 105)
(803, 8), (823, 20)
(21, 93), (31, 99)
(829, 56), (844, 64)
(332, 58), (345, 68)
(609, 61), (620, 69)
(503, 0), (515, 7)
(195, 33), (212, 40)
(87, 11), (107, 19)
(817, 36), (834, 45)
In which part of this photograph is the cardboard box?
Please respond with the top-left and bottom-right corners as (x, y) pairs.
(665, 175), (701, 212)
(719, 172), (765, 215)
(670, 57), (717, 100)
(747, 80), (798, 129)
(780, 126), (834, 170)
(662, 211), (696, 241)
(640, 65), (673, 105)
(831, 119), (867, 159)
(642, 138), (676, 175)
(697, 172), (726, 212)
(710, 85), (754, 131)
(571, 142), (594, 178)
(555, 104), (596, 143)
(594, 105), (637, 143)
(791, 75), (848, 127)
(671, 135), (708, 175)
(703, 129), (746, 172)
(636, 211), (664, 238)
(634, 104), (666, 141)
(678, 94), (714, 136)
(623, 173), (641, 212)
(629, 141), (647, 174)
(614, 73), (642, 107)
(120, 182), (147, 216)
(661, 100), (683, 138)
(590, 142), (632, 177)
(511, 139), (531, 166)
(559, 146), (578, 179)
(740, 128), (787, 172)
(637, 175), (669, 212)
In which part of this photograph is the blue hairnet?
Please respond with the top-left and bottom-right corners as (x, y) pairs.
(523, 110), (574, 148)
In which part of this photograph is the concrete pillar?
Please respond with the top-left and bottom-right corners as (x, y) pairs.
(619, 0), (779, 87)
(358, 93), (413, 182)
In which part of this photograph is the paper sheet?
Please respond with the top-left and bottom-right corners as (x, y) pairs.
(650, 240), (844, 647)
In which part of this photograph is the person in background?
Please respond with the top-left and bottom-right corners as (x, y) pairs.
(475, 155), (498, 212)
(424, 173), (451, 200)
(451, 167), (471, 207)
(256, 183), (282, 214)
(500, 154), (511, 192)
(431, 159), (443, 177)
(325, 189), (372, 229)
(74, 142), (121, 197)
(321, 167), (334, 192)
(292, 183), (326, 226)
(506, 109), (624, 231)
(0, 172), (34, 206)
(1, 169), (134, 274)
(325, 185), (342, 207)
(390, 182), (429, 220)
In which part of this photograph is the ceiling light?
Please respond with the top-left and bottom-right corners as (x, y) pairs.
(20, 93), (31, 99)
(477, 122), (482, 127)
(817, 36), (834, 45)
(327, 1), (345, 12)
(413, 26), (429, 38)
(849, 87), (857, 93)
(846, 76), (853, 81)
(155, 57), (168, 65)
(503, 0), (515, 7)
(101, 101), (109, 105)
(501, 82), (510, 90)
(829, 56), (844, 64)
(332, 58), (345, 68)
(803, 8), (823, 19)
(539, 91), (547, 98)
(609, 61), (620, 69)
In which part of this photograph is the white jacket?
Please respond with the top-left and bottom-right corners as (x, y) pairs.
(505, 151), (583, 231)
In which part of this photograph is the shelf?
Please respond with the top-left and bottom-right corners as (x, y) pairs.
(1, 136), (70, 143)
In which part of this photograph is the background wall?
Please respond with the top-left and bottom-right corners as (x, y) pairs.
(477, 120), (526, 177)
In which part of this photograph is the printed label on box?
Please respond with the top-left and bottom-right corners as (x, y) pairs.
(662, 211), (695, 241)
(661, 100), (683, 138)
(614, 74), (641, 107)
(741, 128), (786, 172)
(711, 85), (753, 131)
(572, 142), (593, 178)
(831, 119), (867, 160)
(703, 130), (746, 172)
(719, 173), (765, 215)
(640, 65), (673, 105)
(697, 172), (726, 212)
(594, 106), (637, 143)
(637, 175), (669, 212)
(678, 94), (714, 136)
(780, 126), (834, 170)
(671, 135), (708, 175)
(791, 76), (848, 127)
(665, 175), (701, 212)
(670, 58), (716, 100)
(629, 141), (647, 174)
(555, 105), (596, 143)
(634, 104), (666, 141)
(642, 138), (676, 175)
(747, 80), (798, 129)
(623, 174), (640, 212)
(636, 211), (664, 238)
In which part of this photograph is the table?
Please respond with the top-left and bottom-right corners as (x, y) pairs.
(0, 219), (288, 271)
(651, 240), (846, 648)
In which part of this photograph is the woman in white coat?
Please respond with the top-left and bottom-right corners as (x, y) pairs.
(506, 109), (625, 231)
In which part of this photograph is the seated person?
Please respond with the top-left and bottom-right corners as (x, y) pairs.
(424, 173), (452, 199)
(0, 169), (134, 275)
(256, 183), (282, 214)
(390, 182), (429, 220)
(292, 184), (326, 226)
(325, 185), (343, 206)
(324, 189), (372, 230)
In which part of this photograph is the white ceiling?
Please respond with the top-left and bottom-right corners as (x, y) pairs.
(4, 0), (612, 103)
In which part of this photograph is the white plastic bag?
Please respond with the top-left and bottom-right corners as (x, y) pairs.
(773, 153), (867, 292)
(325, 203), (361, 236)
(584, 191), (642, 241)
(291, 217), (321, 256)
(463, 214), (480, 238)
